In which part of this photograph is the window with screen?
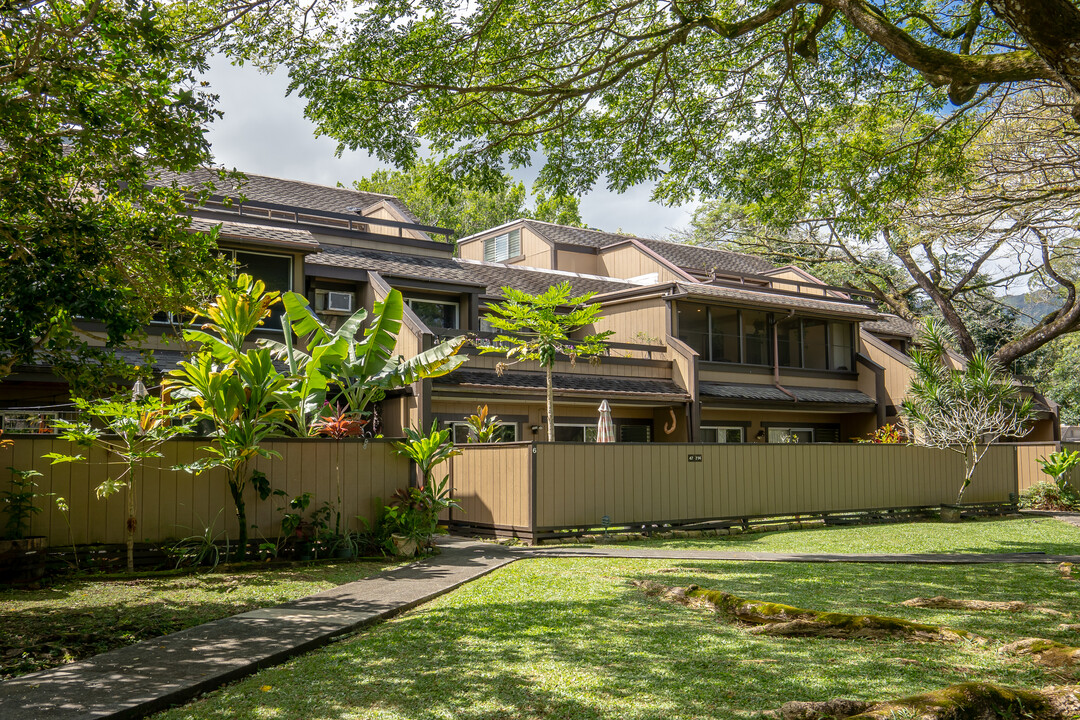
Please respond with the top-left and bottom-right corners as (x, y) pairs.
(619, 424), (651, 442)
(449, 422), (517, 444)
(554, 424), (598, 442)
(484, 229), (522, 262)
(406, 298), (460, 330)
(701, 426), (745, 443)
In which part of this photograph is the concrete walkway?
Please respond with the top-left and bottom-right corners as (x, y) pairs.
(5, 537), (1080, 720)
(0, 539), (518, 720)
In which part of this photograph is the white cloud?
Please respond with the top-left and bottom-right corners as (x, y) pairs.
(201, 58), (697, 237)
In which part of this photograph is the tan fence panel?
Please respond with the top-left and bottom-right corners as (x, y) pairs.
(1014, 443), (1059, 492)
(447, 443), (532, 530)
(0, 437), (411, 547)
(534, 443), (1020, 530)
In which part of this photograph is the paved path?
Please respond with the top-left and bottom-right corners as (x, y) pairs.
(0, 540), (517, 720)
(1021, 509), (1080, 529)
(5, 536), (1080, 720)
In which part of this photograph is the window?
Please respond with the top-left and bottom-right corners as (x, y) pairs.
(314, 289), (355, 313)
(802, 318), (828, 370)
(767, 426), (840, 443)
(768, 427), (814, 444)
(677, 303), (710, 358)
(829, 321), (854, 371)
(406, 298), (460, 330)
(701, 426), (745, 443)
(776, 317), (801, 368)
(709, 307), (740, 364)
(619, 424), (651, 443)
(743, 310), (771, 365)
(448, 422), (517, 444)
(152, 249), (293, 329)
(484, 229), (522, 262)
(554, 424), (598, 442)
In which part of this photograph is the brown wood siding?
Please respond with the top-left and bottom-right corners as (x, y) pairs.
(598, 244), (682, 283)
(861, 332), (913, 406)
(0, 438), (410, 546)
(447, 443), (532, 529)
(555, 249), (599, 275)
(462, 353), (672, 379)
(590, 298), (669, 346)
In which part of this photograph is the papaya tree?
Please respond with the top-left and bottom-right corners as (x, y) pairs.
(46, 392), (192, 571)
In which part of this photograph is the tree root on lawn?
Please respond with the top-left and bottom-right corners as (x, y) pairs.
(629, 580), (985, 643)
(1000, 638), (1080, 668)
(767, 682), (1080, 719)
(901, 595), (1069, 616)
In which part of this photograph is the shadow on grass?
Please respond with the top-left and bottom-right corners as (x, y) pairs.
(160, 560), (1076, 720)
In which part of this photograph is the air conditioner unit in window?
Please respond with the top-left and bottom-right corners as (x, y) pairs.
(327, 291), (354, 312)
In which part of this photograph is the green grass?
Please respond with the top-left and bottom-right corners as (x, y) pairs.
(0, 560), (395, 679)
(580, 517), (1080, 555)
(152, 557), (1080, 720)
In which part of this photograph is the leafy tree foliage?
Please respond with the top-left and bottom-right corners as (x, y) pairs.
(675, 89), (1080, 367)
(214, 0), (1080, 232)
(481, 282), (612, 441)
(1, 0), (229, 390)
(353, 160), (582, 244)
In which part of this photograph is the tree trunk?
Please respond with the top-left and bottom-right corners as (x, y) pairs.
(545, 363), (555, 442)
(986, 0), (1080, 104)
(957, 446), (976, 504)
(125, 475), (136, 573)
(229, 474), (248, 562)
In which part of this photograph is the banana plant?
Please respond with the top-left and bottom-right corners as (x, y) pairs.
(166, 275), (294, 561)
(261, 287), (469, 432)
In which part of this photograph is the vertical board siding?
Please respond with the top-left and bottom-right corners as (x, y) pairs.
(0, 438), (411, 547)
(447, 444), (532, 529)
(531, 443), (1023, 530)
(1015, 443), (1060, 492)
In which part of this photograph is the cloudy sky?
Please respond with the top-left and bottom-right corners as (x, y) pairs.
(201, 59), (697, 238)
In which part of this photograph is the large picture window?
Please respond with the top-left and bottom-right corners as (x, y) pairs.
(554, 424), (598, 442)
(448, 422), (517, 443)
(677, 302), (853, 371)
(701, 426), (744, 443)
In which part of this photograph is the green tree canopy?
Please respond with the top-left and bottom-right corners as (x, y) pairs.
(1, 0), (230, 390)
(212, 0), (1080, 236)
(353, 160), (582, 244)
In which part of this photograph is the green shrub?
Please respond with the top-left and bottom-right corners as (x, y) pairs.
(1020, 480), (1080, 511)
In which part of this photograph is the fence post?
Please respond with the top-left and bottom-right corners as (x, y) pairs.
(529, 442), (537, 543)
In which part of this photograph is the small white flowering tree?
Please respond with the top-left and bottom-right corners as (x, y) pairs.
(900, 318), (1035, 504)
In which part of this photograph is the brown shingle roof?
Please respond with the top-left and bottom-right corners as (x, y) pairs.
(435, 368), (689, 400)
(520, 220), (775, 275)
(862, 314), (916, 338)
(699, 382), (875, 407)
(188, 218), (318, 249)
(307, 247), (639, 296)
(152, 167), (422, 223)
(676, 283), (882, 320)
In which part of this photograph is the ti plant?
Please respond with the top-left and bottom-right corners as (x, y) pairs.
(46, 393), (192, 570)
(900, 318), (1035, 504)
(312, 404), (368, 536)
(463, 404), (501, 443)
(166, 274), (294, 562)
(1038, 449), (1080, 493)
(392, 421), (461, 488)
(481, 281), (612, 441)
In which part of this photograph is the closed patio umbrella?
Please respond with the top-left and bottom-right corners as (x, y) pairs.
(596, 399), (615, 443)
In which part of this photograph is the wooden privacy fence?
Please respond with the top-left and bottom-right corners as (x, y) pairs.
(446, 442), (1049, 541)
(0, 437), (412, 547)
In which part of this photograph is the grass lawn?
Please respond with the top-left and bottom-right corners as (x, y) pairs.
(579, 516), (1080, 555)
(0, 560), (395, 679)
(152, 556), (1080, 720)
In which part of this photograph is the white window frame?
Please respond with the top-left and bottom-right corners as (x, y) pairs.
(406, 297), (460, 330)
(484, 229), (522, 262)
(701, 426), (745, 443)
